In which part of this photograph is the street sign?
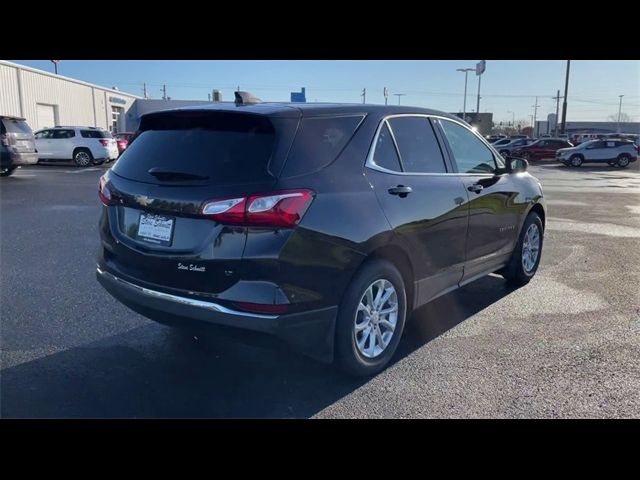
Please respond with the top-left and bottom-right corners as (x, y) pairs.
(476, 60), (486, 76)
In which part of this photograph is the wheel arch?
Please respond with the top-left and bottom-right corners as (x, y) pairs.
(528, 202), (546, 229)
(364, 244), (415, 311)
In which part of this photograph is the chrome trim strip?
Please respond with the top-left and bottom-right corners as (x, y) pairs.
(96, 267), (279, 320)
(365, 113), (504, 177)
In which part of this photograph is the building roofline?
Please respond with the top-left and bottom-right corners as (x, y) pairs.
(0, 60), (141, 99)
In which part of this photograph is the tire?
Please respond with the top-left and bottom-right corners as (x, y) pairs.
(501, 211), (544, 287)
(335, 259), (407, 377)
(616, 154), (630, 168)
(0, 165), (17, 177)
(569, 154), (583, 167)
(73, 148), (93, 167)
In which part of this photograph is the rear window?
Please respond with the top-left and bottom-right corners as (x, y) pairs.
(2, 119), (33, 135)
(112, 112), (276, 185)
(81, 130), (112, 138)
(281, 115), (364, 177)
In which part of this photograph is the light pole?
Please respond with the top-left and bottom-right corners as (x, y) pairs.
(617, 95), (624, 133)
(456, 68), (475, 121)
(394, 93), (406, 105)
(507, 110), (515, 131)
(560, 60), (570, 134)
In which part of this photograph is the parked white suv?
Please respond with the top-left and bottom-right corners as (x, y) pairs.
(34, 127), (119, 167)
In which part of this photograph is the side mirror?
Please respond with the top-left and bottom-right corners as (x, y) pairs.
(506, 156), (528, 173)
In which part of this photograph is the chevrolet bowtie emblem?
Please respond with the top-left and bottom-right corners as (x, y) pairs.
(135, 195), (153, 207)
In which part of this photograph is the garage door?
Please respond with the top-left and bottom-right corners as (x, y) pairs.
(36, 104), (56, 129)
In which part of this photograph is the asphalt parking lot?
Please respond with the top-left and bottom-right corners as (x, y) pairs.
(1, 160), (639, 418)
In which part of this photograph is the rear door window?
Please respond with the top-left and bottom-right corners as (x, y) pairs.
(386, 117), (447, 173)
(281, 115), (364, 177)
(52, 129), (75, 139)
(112, 111), (277, 185)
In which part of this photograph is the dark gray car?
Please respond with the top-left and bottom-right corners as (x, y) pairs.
(496, 138), (535, 157)
(0, 116), (38, 177)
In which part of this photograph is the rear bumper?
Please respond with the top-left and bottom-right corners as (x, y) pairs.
(96, 266), (338, 363)
(10, 152), (38, 166)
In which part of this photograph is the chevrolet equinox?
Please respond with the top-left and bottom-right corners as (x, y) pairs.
(96, 98), (546, 376)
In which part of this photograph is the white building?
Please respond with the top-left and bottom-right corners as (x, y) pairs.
(0, 60), (139, 132)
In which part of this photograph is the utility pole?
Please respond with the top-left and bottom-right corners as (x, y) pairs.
(208, 93), (211, 102)
(162, 84), (167, 100)
(143, 83), (148, 99)
(560, 60), (570, 134)
(532, 96), (539, 137)
(383, 87), (389, 105)
(394, 93), (406, 105)
(552, 90), (561, 136)
(617, 95), (624, 133)
(361, 88), (366, 104)
(237, 85), (240, 92)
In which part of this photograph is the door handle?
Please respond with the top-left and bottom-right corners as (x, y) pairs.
(467, 184), (484, 193)
(388, 185), (412, 197)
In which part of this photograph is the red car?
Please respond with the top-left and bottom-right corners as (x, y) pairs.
(113, 132), (135, 155)
(512, 138), (574, 160)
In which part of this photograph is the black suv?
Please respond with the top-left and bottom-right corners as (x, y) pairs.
(96, 100), (546, 376)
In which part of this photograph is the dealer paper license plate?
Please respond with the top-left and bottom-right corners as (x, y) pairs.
(137, 213), (175, 246)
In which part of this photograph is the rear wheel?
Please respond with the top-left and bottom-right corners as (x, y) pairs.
(501, 212), (544, 286)
(0, 166), (17, 177)
(73, 148), (93, 167)
(616, 154), (630, 168)
(335, 259), (407, 377)
(569, 154), (583, 167)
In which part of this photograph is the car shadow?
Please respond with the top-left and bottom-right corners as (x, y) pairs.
(1, 275), (517, 419)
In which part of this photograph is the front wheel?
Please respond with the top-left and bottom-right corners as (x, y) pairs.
(501, 211), (544, 286)
(569, 154), (583, 167)
(335, 259), (407, 377)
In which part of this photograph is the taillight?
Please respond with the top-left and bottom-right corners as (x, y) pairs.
(0, 134), (9, 147)
(98, 176), (114, 206)
(99, 139), (109, 146)
(201, 189), (314, 228)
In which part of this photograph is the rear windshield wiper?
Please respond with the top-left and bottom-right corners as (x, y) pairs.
(147, 168), (210, 181)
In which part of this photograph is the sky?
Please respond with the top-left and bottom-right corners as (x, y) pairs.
(8, 60), (640, 124)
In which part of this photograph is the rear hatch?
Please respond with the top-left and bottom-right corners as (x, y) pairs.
(1, 117), (36, 153)
(102, 109), (298, 295)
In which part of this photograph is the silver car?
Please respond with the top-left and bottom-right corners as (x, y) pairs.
(556, 139), (638, 168)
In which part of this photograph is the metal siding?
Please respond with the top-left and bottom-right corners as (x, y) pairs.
(21, 70), (95, 128)
(1, 61), (139, 131)
(0, 64), (21, 117)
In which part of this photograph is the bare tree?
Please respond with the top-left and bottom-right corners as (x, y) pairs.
(608, 112), (632, 123)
